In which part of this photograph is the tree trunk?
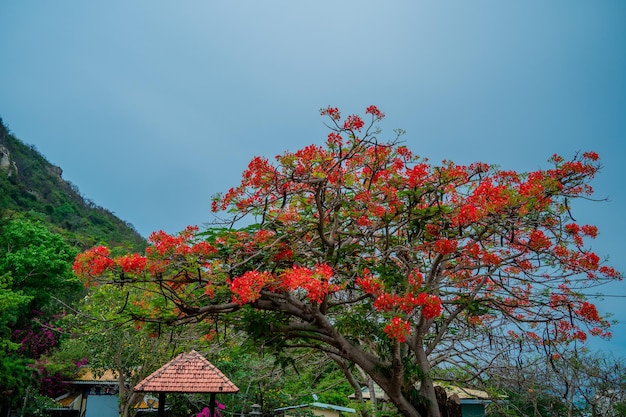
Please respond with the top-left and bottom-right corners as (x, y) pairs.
(118, 371), (127, 417)
(445, 393), (462, 417)
(414, 346), (441, 417)
(367, 377), (378, 417)
(435, 386), (448, 417)
(310, 303), (437, 417)
(385, 390), (426, 417)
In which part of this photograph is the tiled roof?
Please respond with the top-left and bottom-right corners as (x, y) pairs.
(134, 350), (239, 394)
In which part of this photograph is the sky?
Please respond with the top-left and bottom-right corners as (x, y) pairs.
(1, 1), (625, 356)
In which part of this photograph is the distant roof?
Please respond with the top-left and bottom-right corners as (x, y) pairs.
(351, 382), (491, 403)
(438, 384), (490, 400)
(70, 368), (118, 384)
(50, 392), (82, 410)
(134, 350), (239, 394)
(348, 385), (387, 400)
(275, 402), (356, 414)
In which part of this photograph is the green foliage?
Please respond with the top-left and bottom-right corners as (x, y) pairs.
(15, 387), (58, 417)
(614, 402), (626, 417)
(0, 353), (33, 413)
(0, 217), (81, 312)
(208, 339), (354, 415)
(0, 272), (32, 352)
(0, 217), (84, 413)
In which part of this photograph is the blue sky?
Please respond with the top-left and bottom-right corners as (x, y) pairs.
(1, 2), (625, 356)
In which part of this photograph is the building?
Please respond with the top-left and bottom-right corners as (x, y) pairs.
(349, 383), (491, 417)
(48, 368), (159, 417)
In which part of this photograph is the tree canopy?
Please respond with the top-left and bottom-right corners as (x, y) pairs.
(74, 106), (621, 417)
(0, 216), (82, 414)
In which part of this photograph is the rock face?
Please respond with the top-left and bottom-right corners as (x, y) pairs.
(0, 144), (17, 176)
(47, 164), (62, 178)
(1, 119), (16, 175)
(0, 144), (8, 168)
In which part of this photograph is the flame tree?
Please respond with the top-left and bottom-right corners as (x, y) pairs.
(74, 106), (620, 417)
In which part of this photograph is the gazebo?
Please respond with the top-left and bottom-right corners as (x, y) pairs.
(134, 350), (239, 417)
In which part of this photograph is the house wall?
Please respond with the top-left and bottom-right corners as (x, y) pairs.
(284, 408), (340, 417)
(310, 409), (340, 417)
(84, 395), (119, 417)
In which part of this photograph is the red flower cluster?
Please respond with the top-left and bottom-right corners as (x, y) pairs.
(147, 226), (216, 258)
(320, 106), (341, 121)
(343, 115), (365, 131)
(230, 264), (343, 306)
(384, 317), (411, 342)
(326, 132), (343, 147)
(576, 301), (601, 322)
(433, 238), (458, 255)
(115, 253), (147, 274)
(279, 264), (340, 304)
(365, 105), (385, 120)
(356, 269), (442, 341)
(73, 246), (114, 286)
(417, 293), (443, 319)
(527, 230), (552, 251)
(230, 270), (272, 305)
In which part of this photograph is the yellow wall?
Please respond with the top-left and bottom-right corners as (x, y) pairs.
(284, 408), (340, 417)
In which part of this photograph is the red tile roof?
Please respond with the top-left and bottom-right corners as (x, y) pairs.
(133, 350), (239, 394)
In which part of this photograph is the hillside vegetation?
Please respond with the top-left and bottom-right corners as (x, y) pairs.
(0, 117), (146, 252)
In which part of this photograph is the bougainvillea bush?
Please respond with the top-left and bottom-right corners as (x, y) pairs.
(74, 106), (620, 417)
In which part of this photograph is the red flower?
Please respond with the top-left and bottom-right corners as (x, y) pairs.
(230, 271), (272, 305)
(417, 293), (442, 319)
(73, 246), (115, 286)
(327, 132), (343, 147)
(365, 105), (385, 120)
(343, 115), (365, 131)
(527, 230), (552, 251)
(434, 239), (458, 255)
(320, 106), (341, 121)
(116, 253), (147, 274)
(581, 224), (598, 238)
(384, 317), (411, 342)
(576, 301), (601, 322)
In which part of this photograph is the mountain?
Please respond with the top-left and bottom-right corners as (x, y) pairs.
(0, 117), (146, 252)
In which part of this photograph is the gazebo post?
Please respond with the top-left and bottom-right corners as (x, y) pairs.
(209, 393), (216, 417)
(158, 392), (165, 417)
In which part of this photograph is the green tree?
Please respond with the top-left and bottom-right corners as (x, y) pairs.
(0, 216), (80, 415)
(0, 217), (80, 312)
(0, 272), (33, 414)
